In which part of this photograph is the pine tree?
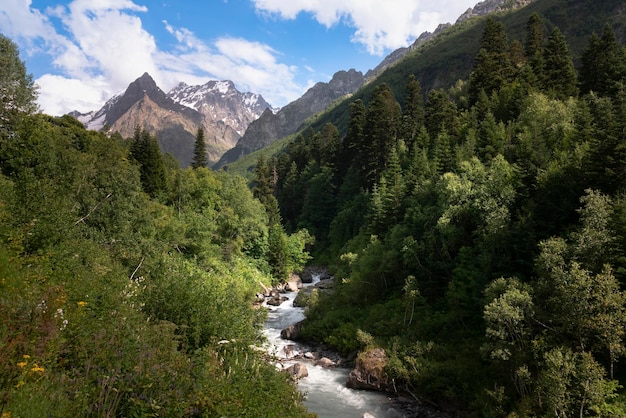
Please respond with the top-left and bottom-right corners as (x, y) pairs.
(401, 74), (425, 147)
(425, 88), (458, 140)
(543, 28), (578, 100)
(524, 12), (546, 89)
(579, 25), (626, 97)
(468, 17), (516, 104)
(342, 99), (366, 181)
(191, 127), (208, 169)
(130, 128), (167, 198)
(363, 84), (402, 189)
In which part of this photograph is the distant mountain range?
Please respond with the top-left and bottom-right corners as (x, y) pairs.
(71, 0), (540, 168)
(71, 73), (272, 167)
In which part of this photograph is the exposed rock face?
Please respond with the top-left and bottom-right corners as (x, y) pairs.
(346, 348), (392, 392)
(214, 69), (365, 169)
(167, 80), (271, 136)
(71, 73), (270, 167)
(456, 0), (535, 23)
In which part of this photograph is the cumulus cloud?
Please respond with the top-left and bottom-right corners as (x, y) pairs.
(252, 0), (476, 55)
(0, 0), (305, 115)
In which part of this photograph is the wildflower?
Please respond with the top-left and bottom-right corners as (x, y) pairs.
(30, 364), (45, 373)
(22, 354), (30, 359)
(2, 409), (13, 416)
(17, 361), (27, 368)
(77, 301), (87, 307)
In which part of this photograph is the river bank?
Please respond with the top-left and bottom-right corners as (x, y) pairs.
(260, 267), (454, 418)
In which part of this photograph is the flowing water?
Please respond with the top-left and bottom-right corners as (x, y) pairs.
(263, 276), (408, 418)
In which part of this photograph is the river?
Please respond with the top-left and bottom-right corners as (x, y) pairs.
(263, 276), (408, 418)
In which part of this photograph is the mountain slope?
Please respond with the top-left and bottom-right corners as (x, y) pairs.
(214, 69), (365, 169)
(307, 0), (626, 135)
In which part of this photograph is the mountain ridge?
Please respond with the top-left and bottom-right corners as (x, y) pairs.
(214, 68), (365, 169)
(71, 73), (271, 167)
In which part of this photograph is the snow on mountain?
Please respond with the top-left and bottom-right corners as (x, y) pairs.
(166, 80), (272, 135)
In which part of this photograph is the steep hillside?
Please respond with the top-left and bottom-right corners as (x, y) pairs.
(308, 0), (626, 134)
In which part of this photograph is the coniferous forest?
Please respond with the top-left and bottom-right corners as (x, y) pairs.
(5, 6), (626, 418)
(255, 14), (626, 417)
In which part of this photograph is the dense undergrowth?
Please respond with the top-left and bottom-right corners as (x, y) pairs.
(0, 35), (314, 417)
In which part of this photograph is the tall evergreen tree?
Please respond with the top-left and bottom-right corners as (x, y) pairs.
(191, 127), (208, 169)
(425, 88), (458, 140)
(363, 84), (402, 189)
(401, 75), (425, 147)
(579, 25), (626, 97)
(543, 27), (578, 100)
(130, 128), (167, 198)
(468, 17), (516, 104)
(342, 99), (366, 181)
(524, 12), (546, 89)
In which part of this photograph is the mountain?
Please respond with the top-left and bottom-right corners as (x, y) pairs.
(214, 69), (365, 169)
(167, 80), (272, 136)
(72, 73), (271, 167)
(305, 0), (626, 137)
(366, 0), (536, 79)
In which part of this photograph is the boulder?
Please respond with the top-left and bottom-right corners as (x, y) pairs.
(286, 362), (309, 380)
(304, 351), (318, 360)
(280, 320), (303, 340)
(286, 273), (302, 292)
(266, 296), (288, 306)
(314, 357), (335, 368)
(300, 269), (314, 283)
(346, 348), (392, 392)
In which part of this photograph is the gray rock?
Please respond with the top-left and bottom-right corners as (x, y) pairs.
(286, 362), (309, 380)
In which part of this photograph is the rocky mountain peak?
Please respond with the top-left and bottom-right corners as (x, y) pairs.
(214, 69), (365, 169)
(72, 73), (272, 167)
(456, 0), (536, 23)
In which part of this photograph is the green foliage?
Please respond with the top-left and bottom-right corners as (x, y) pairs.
(0, 34), (37, 134)
(263, 11), (626, 416)
(0, 106), (310, 416)
(130, 127), (168, 198)
(191, 126), (208, 169)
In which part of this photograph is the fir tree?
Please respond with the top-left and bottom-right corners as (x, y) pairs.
(401, 74), (425, 147)
(363, 84), (402, 189)
(191, 127), (208, 169)
(129, 128), (167, 198)
(468, 17), (516, 104)
(579, 25), (626, 97)
(543, 27), (578, 100)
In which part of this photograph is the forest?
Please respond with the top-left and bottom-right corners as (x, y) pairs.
(5, 6), (626, 417)
(0, 35), (314, 417)
(255, 13), (626, 417)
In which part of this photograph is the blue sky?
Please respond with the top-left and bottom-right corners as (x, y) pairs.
(0, 0), (479, 115)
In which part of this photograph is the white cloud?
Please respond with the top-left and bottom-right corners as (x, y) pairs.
(0, 0), (305, 115)
(252, 0), (477, 55)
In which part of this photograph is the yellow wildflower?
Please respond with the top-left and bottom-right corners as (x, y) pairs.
(30, 364), (45, 373)
(22, 354), (30, 359)
(77, 301), (87, 307)
(17, 361), (27, 368)
(2, 410), (12, 417)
